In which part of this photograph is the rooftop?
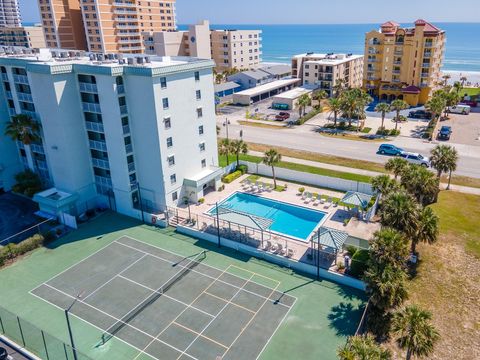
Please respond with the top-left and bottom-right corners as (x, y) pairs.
(234, 78), (301, 97)
(294, 53), (363, 65)
(272, 85), (315, 100)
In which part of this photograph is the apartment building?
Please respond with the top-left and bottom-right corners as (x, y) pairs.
(292, 53), (364, 96)
(145, 20), (262, 71)
(363, 20), (446, 106)
(0, 26), (46, 48)
(0, 49), (221, 220)
(0, 0), (21, 27)
(38, 0), (176, 53)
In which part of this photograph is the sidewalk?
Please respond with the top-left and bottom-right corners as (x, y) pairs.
(248, 150), (480, 195)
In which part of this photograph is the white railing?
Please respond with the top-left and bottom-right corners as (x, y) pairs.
(125, 144), (133, 153)
(13, 74), (28, 84)
(1, 73), (8, 81)
(30, 144), (44, 154)
(120, 105), (128, 114)
(117, 84), (125, 94)
(95, 175), (113, 187)
(5, 91), (12, 99)
(89, 140), (107, 152)
(21, 110), (38, 120)
(122, 124), (130, 134)
(79, 82), (98, 93)
(128, 162), (135, 172)
(82, 102), (102, 113)
(8, 108), (16, 116)
(92, 158), (110, 170)
(85, 121), (104, 133)
(17, 92), (33, 102)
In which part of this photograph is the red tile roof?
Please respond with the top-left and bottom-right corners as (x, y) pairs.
(381, 21), (400, 27)
(414, 19), (442, 33)
(402, 85), (421, 94)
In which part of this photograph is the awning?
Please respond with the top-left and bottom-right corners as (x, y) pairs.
(184, 167), (224, 189)
(316, 227), (349, 250)
(213, 206), (273, 231)
(341, 191), (372, 209)
(34, 210), (56, 220)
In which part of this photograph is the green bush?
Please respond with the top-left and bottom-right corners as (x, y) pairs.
(198, 198), (205, 204)
(361, 127), (372, 134)
(349, 249), (370, 278)
(345, 245), (358, 257)
(0, 234), (44, 266)
(222, 170), (242, 184)
(236, 164), (248, 174)
(296, 108), (322, 125)
(42, 230), (56, 244)
(12, 170), (42, 197)
(298, 187), (305, 194)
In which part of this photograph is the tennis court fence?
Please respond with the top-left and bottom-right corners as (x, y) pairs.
(0, 305), (91, 360)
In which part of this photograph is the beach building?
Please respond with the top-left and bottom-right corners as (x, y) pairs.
(0, 0), (21, 27)
(232, 78), (300, 105)
(0, 25), (46, 48)
(0, 49), (221, 219)
(214, 81), (241, 98)
(144, 20), (262, 71)
(292, 53), (364, 97)
(271, 85), (316, 110)
(38, 0), (177, 53)
(227, 65), (292, 90)
(363, 20), (446, 106)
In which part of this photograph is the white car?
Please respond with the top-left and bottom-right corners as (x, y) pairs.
(447, 104), (471, 115)
(400, 152), (431, 167)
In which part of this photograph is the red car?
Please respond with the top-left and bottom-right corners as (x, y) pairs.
(275, 112), (290, 121)
(460, 100), (477, 107)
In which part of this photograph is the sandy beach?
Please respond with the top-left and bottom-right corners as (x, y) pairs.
(444, 70), (480, 87)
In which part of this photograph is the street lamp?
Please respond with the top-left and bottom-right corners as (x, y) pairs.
(222, 118), (230, 141)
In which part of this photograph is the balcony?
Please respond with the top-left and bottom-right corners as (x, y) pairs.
(5, 91), (12, 99)
(424, 42), (434, 48)
(422, 63), (431, 68)
(13, 74), (29, 84)
(128, 162), (135, 172)
(367, 58), (378, 63)
(30, 144), (44, 154)
(1, 73), (8, 81)
(392, 70), (401, 75)
(125, 143), (133, 154)
(17, 92), (33, 102)
(115, 17), (139, 22)
(95, 175), (113, 188)
(393, 60), (402, 65)
(120, 105), (128, 115)
(366, 84), (377, 89)
(21, 110), (38, 120)
(116, 24), (139, 29)
(392, 79), (401, 83)
(367, 67), (377, 72)
(89, 140), (107, 152)
(421, 73), (430, 78)
(92, 158), (110, 170)
(394, 51), (403, 56)
(8, 107), (16, 116)
(113, 1), (136, 6)
(82, 102), (102, 113)
(117, 38), (141, 44)
(36, 160), (48, 171)
(366, 76), (380, 81)
(85, 121), (104, 133)
(113, 9), (137, 15)
(117, 84), (125, 94)
(79, 82), (98, 93)
(423, 52), (432, 58)
(420, 83), (429, 88)
(122, 124), (130, 135)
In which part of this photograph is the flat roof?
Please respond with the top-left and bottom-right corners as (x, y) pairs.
(234, 78), (301, 97)
(294, 53), (363, 66)
(214, 81), (241, 93)
(272, 86), (315, 100)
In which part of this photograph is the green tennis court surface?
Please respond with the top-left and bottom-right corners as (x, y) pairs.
(0, 212), (366, 360)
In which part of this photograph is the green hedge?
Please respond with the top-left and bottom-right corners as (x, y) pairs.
(222, 170), (243, 184)
(296, 108), (322, 125)
(349, 249), (370, 279)
(0, 234), (45, 267)
(236, 164), (248, 174)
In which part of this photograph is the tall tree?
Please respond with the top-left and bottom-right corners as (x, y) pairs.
(338, 334), (392, 360)
(400, 165), (439, 206)
(229, 139), (248, 168)
(411, 206), (439, 254)
(333, 78), (347, 98)
(4, 114), (41, 170)
(385, 157), (408, 180)
(296, 93), (311, 117)
(392, 305), (440, 360)
(312, 89), (328, 109)
(328, 97), (342, 126)
(371, 175), (397, 196)
(441, 73), (451, 86)
(380, 190), (419, 239)
(430, 145), (459, 189)
(262, 148), (281, 188)
(390, 100), (409, 131)
(375, 102), (391, 130)
(370, 228), (409, 269)
(425, 94), (446, 121)
(218, 138), (231, 165)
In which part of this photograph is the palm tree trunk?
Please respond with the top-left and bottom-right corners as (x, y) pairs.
(381, 114), (385, 129)
(236, 153), (240, 168)
(271, 166), (277, 188)
(447, 169), (452, 190)
(411, 240), (417, 255)
(226, 153), (230, 166)
(334, 112), (337, 126)
(406, 348), (412, 360)
(24, 144), (35, 170)
(395, 111), (400, 131)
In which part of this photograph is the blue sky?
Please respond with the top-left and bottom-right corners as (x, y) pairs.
(20, 0), (480, 24)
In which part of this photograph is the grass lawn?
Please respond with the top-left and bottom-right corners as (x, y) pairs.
(237, 120), (287, 130)
(460, 87), (480, 98)
(388, 191), (480, 359)
(319, 133), (388, 143)
(218, 154), (373, 184)
(0, 212), (366, 360)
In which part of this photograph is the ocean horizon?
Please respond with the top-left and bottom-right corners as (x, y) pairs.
(180, 22), (480, 73)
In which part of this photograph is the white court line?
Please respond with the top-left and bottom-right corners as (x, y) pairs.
(178, 273), (256, 360)
(117, 274), (216, 318)
(132, 265), (234, 360)
(28, 289), (158, 360)
(116, 238), (294, 309)
(40, 283), (197, 360)
(121, 236), (292, 300)
(82, 253), (148, 301)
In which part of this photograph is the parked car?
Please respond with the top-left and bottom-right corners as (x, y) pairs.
(377, 144), (405, 156)
(408, 110), (432, 119)
(400, 152), (431, 167)
(460, 100), (477, 107)
(438, 125), (452, 140)
(447, 104), (471, 115)
(275, 112), (290, 121)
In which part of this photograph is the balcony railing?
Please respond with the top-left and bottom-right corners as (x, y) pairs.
(422, 63), (431, 68)
(79, 82), (98, 93)
(82, 102), (102, 113)
(116, 24), (139, 29)
(392, 79), (401, 83)
(128, 162), (135, 172)
(113, 9), (137, 15)
(13, 74), (28, 84)
(113, 1), (136, 7)
(85, 121), (104, 133)
(423, 52), (432, 58)
(8, 107), (16, 116)
(366, 76), (379, 81)
(392, 70), (401, 75)
(393, 61), (402, 65)
(36, 160), (48, 171)
(125, 144), (133, 154)
(17, 92), (33, 102)
(5, 91), (12, 99)
(117, 84), (125, 94)
(367, 59), (378, 63)
(92, 158), (110, 170)
(89, 140), (107, 152)
(95, 175), (113, 188)
(421, 73), (430, 78)
(30, 144), (44, 154)
(21, 110), (38, 120)
(1, 73), (8, 81)
(424, 42), (434, 48)
(394, 51), (403, 56)
(120, 105), (128, 115)
(122, 124), (130, 135)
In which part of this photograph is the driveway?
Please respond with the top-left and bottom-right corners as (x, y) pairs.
(436, 108), (480, 146)
(0, 193), (39, 244)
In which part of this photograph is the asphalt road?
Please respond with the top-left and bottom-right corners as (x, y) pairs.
(219, 121), (480, 179)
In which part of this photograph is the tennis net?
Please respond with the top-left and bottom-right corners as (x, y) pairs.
(101, 250), (206, 343)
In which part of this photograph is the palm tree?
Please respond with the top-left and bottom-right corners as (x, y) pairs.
(328, 97), (342, 126)
(375, 102), (391, 131)
(371, 175), (397, 195)
(410, 206), (439, 254)
(384, 157), (408, 180)
(218, 138), (231, 165)
(333, 78), (347, 98)
(430, 145), (459, 186)
(442, 73), (451, 87)
(443, 91), (460, 118)
(338, 334), (392, 360)
(370, 228), (409, 269)
(453, 81), (462, 95)
(392, 305), (440, 360)
(460, 76), (467, 88)
(296, 93), (311, 117)
(262, 149), (281, 188)
(312, 90), (328, 109)
(400, 165), (439, 206)
(229, 139), (248, 168)
(425, 94), (446, 121)
(390, 100), (409, 131)
(4, 114), (41, 170)
(380, 190), (419, 239)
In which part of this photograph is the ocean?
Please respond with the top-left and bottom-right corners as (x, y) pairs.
(180, 23), (480, 72)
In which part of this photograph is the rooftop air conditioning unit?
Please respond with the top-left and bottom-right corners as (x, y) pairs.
(137, 56), (144, 64)
(127, 57), (134, 65)
(97, 53), (104, 61)
(60, 52), (68, 58)
(145, 56), (151, 63)
(89, 53), (96, 61)
(51, 51), (58, 58)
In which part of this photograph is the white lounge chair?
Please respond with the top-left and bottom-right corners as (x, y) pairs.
(305, 192), (313, 203)
(270, 242), (278, 253)
(262, 240), (272, 251)
(324, 197), (333, 209)
(286, 248), (295, 258)
(301, 191), (307, 200)
(320, 196), (325, 204)
(278, 244), (286, 256)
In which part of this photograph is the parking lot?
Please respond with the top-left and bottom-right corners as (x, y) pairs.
(436, 108), (480, 146)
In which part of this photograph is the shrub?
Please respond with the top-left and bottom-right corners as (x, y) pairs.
(42, 230), (56, 244)
(361, 127), (372, 134)
(345, 245), (358, 257)
(218, 184), (225, 192)
(389, 129), (400, 136)
(221, 170), (242, 184)
(236, 164), (248, 174)
(296, 108), (322, 125)
(198, 198), (205, 204)
(298, 187), (305, 194)
(349, 249), (370, 278)
(376, 127), (390, 136)
(12, 170), (42, 198)
(15, 234), (44, 255)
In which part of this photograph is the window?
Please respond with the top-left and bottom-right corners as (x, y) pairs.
(160, 77), (167, 89)
(172, 191), (178, 201)
(164, 117), (171, 129)
(199, 142), (205, 152)
(167, 155), (175, 166)
(194, 71), (200, 81)
(170, 174), (176, 184)
(196, 90), (201, 100)
(198, 125), (204, 135)
(162, 97), (169, 109)
(201, 159), (206, 168)
(197, 107), (203, 118)
(166, 137), (173, 148)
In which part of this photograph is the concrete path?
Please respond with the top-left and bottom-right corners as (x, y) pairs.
(248, 150), (480, 195)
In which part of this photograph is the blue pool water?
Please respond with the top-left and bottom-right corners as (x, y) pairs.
(210, 192), (326, 241)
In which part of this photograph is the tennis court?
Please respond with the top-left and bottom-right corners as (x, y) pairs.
(29, 236), (296, 360)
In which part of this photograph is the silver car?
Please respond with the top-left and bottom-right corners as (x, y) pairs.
(401, 152), (431, 167)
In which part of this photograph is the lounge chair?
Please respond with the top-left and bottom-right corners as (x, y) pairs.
(320, 196), (325, 204)
(324, 197), (333, 209)
(270, 242), (279, 253)
(243, 179), (251, 189)
(304, 192), (313, 203)
(301, 191), (307, 200)
(286, 248), (295, 258)
(277, 244), (286, 256)
(262, 240), (272, 251)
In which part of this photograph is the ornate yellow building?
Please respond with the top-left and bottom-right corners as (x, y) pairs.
(363, 20), (445, 106)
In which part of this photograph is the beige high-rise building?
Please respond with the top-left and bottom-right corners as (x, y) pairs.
(363, 20), (445, 106)
(38, 0), (176, 53)
(0, 25), (46, 48)
(0, 0), (21, 27)
(292, 53), (364, 97)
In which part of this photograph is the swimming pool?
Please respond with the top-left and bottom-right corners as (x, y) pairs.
(209, 192), (327, 241)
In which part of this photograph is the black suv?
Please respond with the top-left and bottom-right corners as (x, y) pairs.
(409, 110), (433, 119)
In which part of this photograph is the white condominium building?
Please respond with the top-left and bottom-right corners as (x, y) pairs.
(0, 0), (21, 27)
(0, 49), (221, 219)
(292, 53), (364, 96)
